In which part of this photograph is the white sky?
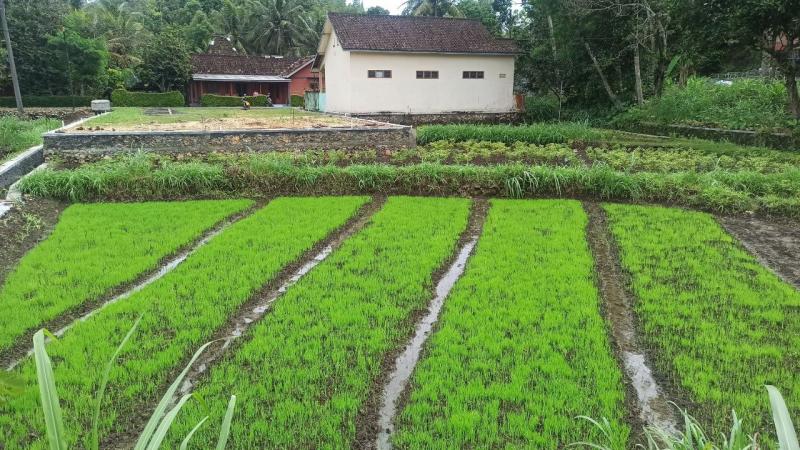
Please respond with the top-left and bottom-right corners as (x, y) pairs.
(362, 0), (407, 14)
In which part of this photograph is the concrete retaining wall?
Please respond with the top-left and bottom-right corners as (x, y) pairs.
(0, 146), (43, 190)
(43, 124), (416, 164)
(350, 112), (523, 126)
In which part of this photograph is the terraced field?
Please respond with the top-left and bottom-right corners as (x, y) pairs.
(0, 196), (797, 449)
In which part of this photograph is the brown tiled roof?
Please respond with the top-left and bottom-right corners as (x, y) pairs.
(327, 13), (519, 55)
(190, 54), (314, 77)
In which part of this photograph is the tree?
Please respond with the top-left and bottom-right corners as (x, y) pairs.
(46, 29), (109, 96)
(138, 28), (190, 92)
(366, 5), (390, 15)
(457, 0), (500, 34)
(402, 0), (462, 17)
(714, 0), (800, 118)
(245, 0), (318, 56)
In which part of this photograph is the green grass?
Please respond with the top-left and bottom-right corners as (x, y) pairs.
(604, 204), (800, 445)
(0, 116), (61, 160)
(393, 200), (629, 449)
(18, 154), (800, 218)
(166, 197), (471, 448)
(416, 123), (613, 145)
(0, 196), (368, 449)
(82, 107), (319, 126)
(0, 200), (251, 355)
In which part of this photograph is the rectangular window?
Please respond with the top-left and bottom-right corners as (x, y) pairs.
(368, 70), (392, 78)
(416, 70), (439, 79)
(463, 71), (485, 79)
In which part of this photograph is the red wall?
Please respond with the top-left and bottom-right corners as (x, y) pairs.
(289, 63), (318, 97)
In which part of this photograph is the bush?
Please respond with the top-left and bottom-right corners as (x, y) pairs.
(612, 77), (795, 131)
(111, 89), (185, 107)
(0, 96), (92, 108)
(290, 95), (304, 107)
(200, 94), (271, 107)
(416, 123), (612, 145)
(524, 96), (560, 122)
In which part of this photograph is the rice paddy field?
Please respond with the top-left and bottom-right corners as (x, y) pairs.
(1, 195), (798, 449)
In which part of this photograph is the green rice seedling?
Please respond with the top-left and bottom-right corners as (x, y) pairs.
(165, 197), (471, 448)
(416, 122), (613, 145)
(604, 204), (800, 446)
(0, 197), (368, 449)
(0, 200), (251, 354)
(31, 320), (237, 450)
(393, 200), (629, 449)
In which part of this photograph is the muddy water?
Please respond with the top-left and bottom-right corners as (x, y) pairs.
(5, 223), (231, 371)
(375, 236), (478, 450)
(583, 202), (679, 435)
(177, 243), (336, 396)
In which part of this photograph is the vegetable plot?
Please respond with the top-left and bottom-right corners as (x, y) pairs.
(0, 200), (251, 354)
(0, 196), (367, 450)
(393, 199), (630, 449)
(167, 197), (471, 449)
(604, 204), (800, 445)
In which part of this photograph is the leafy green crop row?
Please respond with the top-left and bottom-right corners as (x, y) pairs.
(18, 154), (800, 218)
(0, 200), (251, 355)
(166, 197), (471, 448)
(588, 144), (800, 173)
(604, 204), (800, 446)
(0, 197), (368, 449)
(416, 123), (612, 145)
(393, 200), (629, 449)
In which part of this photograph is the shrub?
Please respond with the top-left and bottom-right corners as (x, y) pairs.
(290, 94), (304, 107)
(200, 94), (271, 107)
(111, 89), (185, 107)
(524, 96), (560, 122)
(0, 96), (92, 108)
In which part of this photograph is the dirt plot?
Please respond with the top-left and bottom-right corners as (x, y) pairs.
(68, 115), (357, 132)
(0, 199), (65, 285)
(719, 215), (800, 289)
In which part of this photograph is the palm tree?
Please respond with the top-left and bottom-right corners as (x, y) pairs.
(209, 0), (250, 54)
(88, 0), (146, 67)
(244, 0), (317, 56)
(402, 0), (463, 17)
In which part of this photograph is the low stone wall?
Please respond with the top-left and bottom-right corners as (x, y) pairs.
(0, 108), (94, 123)
(350, 111), (523, 126)
(0, 146), (44, 190)
(43, 124), (416, 164)
(622, 122), (799, 151)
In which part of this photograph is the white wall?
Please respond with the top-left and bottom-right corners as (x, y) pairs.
(323, 37), (516, 114)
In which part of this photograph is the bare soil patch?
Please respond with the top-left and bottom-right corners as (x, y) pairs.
(719, 215), (800, 289)
(0, 198), (65, 287)
(69, 115), (355, 132)
(354, 198), (489, 450)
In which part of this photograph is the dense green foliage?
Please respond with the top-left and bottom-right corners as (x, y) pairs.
(0, 117), (62, 158)
(110, 89), (185, 107)
(290, 94), (304, 107)
(17, 153), (800, 217)
(416, 123), (612, 145)
(200, 94), (271, 107)
(604, 204), (800, 445)
(588, 144), (800, 173)
(0, 200), (250, 355)
(613, 78), (796, 131)
(0, 197), (367, 449)
(394, 200), (629, 448)
(0, 96), (91, 108)
(168, 197), (470, 448)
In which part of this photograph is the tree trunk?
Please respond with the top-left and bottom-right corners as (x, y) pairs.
(633, 43), (644, 105)
(584, 40), (622, 108)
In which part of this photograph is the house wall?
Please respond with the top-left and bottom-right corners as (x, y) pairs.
(321, 30), (352, 113)
(289, 63), (318, 98)
(323, 45), (516, 114)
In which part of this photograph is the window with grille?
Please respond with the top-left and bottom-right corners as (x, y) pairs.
(463, 71), (485, 79)
(368, 70), (392, 78)
(416, 70), (439, 79)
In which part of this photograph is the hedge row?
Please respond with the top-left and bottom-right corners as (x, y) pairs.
(200, 94), (271, 107)
(290, 94), (304, 107)
(110, 89), (185, 107)
(0, 96), (92, 108)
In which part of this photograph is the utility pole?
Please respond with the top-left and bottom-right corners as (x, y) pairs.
(0, 0), (22, 113)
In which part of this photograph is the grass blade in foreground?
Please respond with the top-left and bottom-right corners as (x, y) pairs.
(0, 197), (368, 449)
(604, 204), (800, 445)
(168, 197), (471, 448)
(0, 200), (252, 354)
(393, 199), (629, 449)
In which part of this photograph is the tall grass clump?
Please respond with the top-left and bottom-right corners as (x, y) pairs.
(0, 116), (61, 159)
(416, 122), (612, 145)
(614, 77), (796, 131)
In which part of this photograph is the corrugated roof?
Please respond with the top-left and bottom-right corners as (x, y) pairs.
(327, 13), (519, 55)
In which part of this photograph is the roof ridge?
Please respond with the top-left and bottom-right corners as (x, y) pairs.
(327, 12), (481, 22)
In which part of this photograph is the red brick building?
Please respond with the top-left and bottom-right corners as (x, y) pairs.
(188, 37), (316, 105)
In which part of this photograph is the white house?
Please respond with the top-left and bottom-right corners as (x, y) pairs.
(312, 13), (519, 115)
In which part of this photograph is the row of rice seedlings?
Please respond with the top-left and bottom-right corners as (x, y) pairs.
(392, 199), (630, 449)
(415, 123), (613, 145)
(164, 196), (472, 448)
(0, 196), (369, 449)
(604, 204), (800, 445)
(587, 144), (800, 173)
(0, 200), (251, 354)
